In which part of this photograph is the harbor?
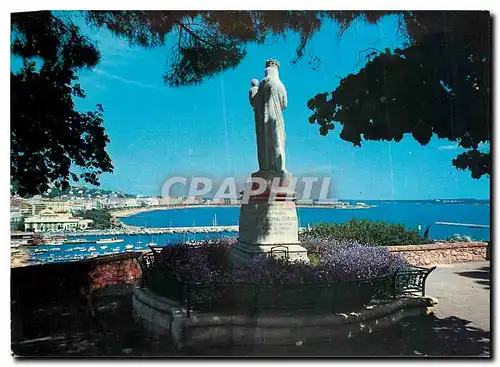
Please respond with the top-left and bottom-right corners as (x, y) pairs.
(11, 202), (490, 268)
(40, 224), (240, 238)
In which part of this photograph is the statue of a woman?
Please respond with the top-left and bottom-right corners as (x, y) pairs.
(250, 59), (288, 173)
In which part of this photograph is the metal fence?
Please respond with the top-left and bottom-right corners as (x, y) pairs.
(137, 250), (435, 317)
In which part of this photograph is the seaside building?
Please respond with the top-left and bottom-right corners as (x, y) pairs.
(24, 209), (93, 232)
(139, 197), (160, 207)
(159, 196), (185, 206)
(103, 197), (127, 209)
(23, 198), (74, 215)
(45, 200), (74, 213)
(83, 199), (103, 210)
(184, 196), (197, 205)
(125, 198), (140, 207)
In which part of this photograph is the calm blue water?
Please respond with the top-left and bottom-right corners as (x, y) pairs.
(29, 203), (489, 265)
(122, 203), (490, 241)
(28, 231), (236, 264)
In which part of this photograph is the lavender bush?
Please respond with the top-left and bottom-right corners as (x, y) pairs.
(146, 239), (411, 312)
(154, 238), (409, 285)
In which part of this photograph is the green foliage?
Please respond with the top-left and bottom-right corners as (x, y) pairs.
(301, 219), (427, 246)
(11, 11), (113, 197)
(308, 253), (321, 266)
(307, 11), (491, 179)
(85, 11), (332, 87)
(12, 217), (25, 231)
(75, 208), (112, 229)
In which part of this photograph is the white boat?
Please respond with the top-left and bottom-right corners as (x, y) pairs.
(88, 247), (97, 251)
(96, 237), (124, 244)
(63, 238), (88, 244)
(100, 245), (108, 249)
(146, 242), (157, 247)
(125, 244), (134, 249)
(112, 248), (120, 252)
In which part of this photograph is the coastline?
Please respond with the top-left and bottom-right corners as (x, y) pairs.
(110, 204), (239, 218)
(111, 203), (374, 219)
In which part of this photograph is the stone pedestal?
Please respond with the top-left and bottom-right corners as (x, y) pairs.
(230, 188), (309, 265)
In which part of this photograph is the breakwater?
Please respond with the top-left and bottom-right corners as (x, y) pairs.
(44, 225), (240, 238)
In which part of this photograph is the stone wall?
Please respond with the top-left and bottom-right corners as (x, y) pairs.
(387, 242), (489, 266)
(132, 283), (437, 350)
(11, 252), (143, 308)
(88, 254), (142, 291)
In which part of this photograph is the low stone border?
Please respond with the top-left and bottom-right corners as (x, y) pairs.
(132, 283), (437, 350)
(388, 241), (488, 266)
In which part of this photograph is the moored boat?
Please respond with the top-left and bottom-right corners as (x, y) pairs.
(96, 237), (124, 244)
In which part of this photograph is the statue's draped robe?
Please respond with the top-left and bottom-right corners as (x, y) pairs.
(249, 85), (265, 170)
(254, 70), (288, 173)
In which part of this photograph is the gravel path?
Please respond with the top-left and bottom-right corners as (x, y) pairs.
(426, 261), (490, 332)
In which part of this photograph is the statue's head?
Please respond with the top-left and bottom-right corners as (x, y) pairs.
(264, 59), (280, 77)
(251, 79), (259, 87)
(265, 59), (280, 69)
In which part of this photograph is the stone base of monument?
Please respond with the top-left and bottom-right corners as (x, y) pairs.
(229, 198), (309, 265)
(132, 283), (438, 352)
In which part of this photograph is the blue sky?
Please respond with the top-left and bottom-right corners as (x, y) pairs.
(13, 13), (490, 200)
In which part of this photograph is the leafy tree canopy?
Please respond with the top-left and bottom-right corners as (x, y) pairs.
(306, 11), (491, 178)
(74, 208), (112, 229)
(11, 11), (113, 197)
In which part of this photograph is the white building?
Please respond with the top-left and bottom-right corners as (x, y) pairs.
(141, 197), (160, 207)
(124, 198), (139, 207)
(24, 209), (93, 232)
(102, 197), (126, 209)
(159, 196), (185, 206)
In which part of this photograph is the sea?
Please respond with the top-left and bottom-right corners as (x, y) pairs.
(26, 201), (490, 265)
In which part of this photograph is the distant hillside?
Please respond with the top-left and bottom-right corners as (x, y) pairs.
(340, 199), (489, 205)
(45, 185), (136, 199)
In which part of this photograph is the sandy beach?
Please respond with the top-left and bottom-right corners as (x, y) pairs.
(110, 205), (239, 218)
(111, 203), (373, 219)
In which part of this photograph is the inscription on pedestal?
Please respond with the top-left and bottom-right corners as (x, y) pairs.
(239, 202), (299, 245)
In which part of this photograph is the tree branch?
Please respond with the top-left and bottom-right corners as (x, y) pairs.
(178, 22), (216, 47)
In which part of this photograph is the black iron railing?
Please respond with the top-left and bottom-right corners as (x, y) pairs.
(137, 250), (435, 317)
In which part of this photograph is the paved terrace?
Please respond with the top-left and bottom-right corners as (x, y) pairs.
(11, 261), (490, 357)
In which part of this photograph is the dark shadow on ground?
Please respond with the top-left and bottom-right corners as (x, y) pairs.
(11, 287), (491, 357)
(455, 265), (490, 289)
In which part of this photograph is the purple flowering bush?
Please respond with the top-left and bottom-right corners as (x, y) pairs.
(145, 238), (410, 311)
(153, 237), (409, 285)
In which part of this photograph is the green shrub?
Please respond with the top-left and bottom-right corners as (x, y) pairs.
(300, 218), (427, 246)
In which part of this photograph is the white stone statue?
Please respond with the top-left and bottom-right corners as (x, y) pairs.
(250, 59), (288, 174)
